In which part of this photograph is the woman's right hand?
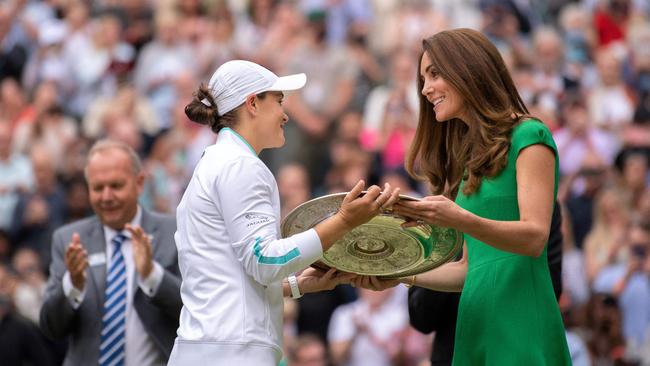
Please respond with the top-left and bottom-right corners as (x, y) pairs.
(315, 181), (400, 252)
(351, 275), (400, 291)
(337, 180), (400, 230)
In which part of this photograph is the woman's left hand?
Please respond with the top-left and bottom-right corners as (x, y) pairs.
(298, 267), (356, 294)
(394, 195), (467, 229)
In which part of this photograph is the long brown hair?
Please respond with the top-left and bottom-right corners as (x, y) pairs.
(405, 28), (530, 198)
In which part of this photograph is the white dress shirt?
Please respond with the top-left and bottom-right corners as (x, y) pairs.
(63, 206), (166, 366)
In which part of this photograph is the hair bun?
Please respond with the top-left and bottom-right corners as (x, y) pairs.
(185, 84), (220, 130)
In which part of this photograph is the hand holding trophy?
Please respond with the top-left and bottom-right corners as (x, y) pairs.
(281, 188), (463, 280)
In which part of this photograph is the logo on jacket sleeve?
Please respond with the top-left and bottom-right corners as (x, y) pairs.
(245, 213), (271, 227)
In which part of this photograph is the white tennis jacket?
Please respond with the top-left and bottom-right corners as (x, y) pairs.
(169, 128), (323, 365)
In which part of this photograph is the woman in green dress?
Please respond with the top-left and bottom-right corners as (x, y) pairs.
(355, 28), (572, 365)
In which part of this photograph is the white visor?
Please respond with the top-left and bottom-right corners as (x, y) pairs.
(207, 60), (306, 116)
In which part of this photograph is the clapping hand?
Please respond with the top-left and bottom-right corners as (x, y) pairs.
(125, 224), (154, 278)
(64, 233), (88, 290)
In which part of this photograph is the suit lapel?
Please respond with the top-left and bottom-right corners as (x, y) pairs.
(84, 217), (107, 310)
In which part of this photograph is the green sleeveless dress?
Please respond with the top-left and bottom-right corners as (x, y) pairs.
(452, 120), (572, 365)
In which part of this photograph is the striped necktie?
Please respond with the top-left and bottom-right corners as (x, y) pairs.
(99, 232), (127, 366)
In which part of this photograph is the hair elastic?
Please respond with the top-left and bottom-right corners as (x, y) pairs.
(200, 98), (212, 107)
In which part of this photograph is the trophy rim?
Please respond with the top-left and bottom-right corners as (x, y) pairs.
(281, 191), (421, 234)
(280, 191), (463, 278)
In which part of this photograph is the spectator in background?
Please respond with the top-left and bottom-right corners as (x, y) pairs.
(252, 2), (306, 73)
(380, 0), (448, 56)
(103, 113), (145, 155)
(0, 263), (56, 366)
(638, 187), (650, 220)
(119, 0), (155, 51)
(585, 293), (626, 365)
(62, 175), (92, 224)
(554, 93), (620, 178)
(233, 0), (278, 59)
(593, 217), (650, 361)
(0, 121), (33, 232)
(277, 163), (311, 219)
(66, 11), (135, 118)
(10, 146), (67, 268)
(176, 0), (211, 50)
(626, 24), (650, 147)
(0, 230), (11, 264)
(21, 20), (73, 98)
(40, 140), (182, 365)
(295, 280), (357, 347)
(318, 0), (373, 47)
(328, 288), (412, 366)
(30, 76), (60, 108)
(272, 11), (359, 185)
(558, 3), (596, 91)
(560, 205), (589, 309)
(345, 22), (384, 112)
(584, 189), (631, 283)
(12, 104), (78, 172)
(192, 4), (238, 81)
(10, 80), (62, 139)
(0, 78), (32, 130)
(166, 99), (216, 179)
(335, 110), (363, 142)
(83, 81), (160, 140)
(61, 0), (92, 56)
(134, 10), (195, 130)
(58, 135), (92, 184)
(361, 48), (419, 172)
(11, 247), (46, 324)
(588, 45), (635, 133)
(287, 333), (328, 366)
(140, 131), (188, 214)
(0, 0), (32, 82)
(320, 138), (371, 195)
(530, 27), (567, 125)
(613, 149), (649, 213)
(562, 152), (609, 250)
(593, 0), (628, 47)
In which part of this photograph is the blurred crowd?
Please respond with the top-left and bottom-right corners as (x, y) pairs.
(0, 0), (649, 365)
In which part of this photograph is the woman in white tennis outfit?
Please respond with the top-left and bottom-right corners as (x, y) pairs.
(168, 60), (400, 365)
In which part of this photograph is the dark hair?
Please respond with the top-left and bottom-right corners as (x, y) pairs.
(185, 84), (269, 134)
(405, 28), (531, 197)
(185, 84), (238, 133)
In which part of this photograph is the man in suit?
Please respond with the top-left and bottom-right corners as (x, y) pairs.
(40, 139), (181, 366)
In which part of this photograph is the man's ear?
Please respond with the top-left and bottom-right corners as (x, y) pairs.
(244, 94), (257, 116)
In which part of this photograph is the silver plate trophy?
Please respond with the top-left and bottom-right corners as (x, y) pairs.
(280, 192), (463, 279)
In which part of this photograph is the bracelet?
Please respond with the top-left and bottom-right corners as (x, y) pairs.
(288, 275), (302, 299)
(404, 275), (417, 288)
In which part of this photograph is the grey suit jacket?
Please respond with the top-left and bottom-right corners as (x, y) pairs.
(40, 209), (182, 366)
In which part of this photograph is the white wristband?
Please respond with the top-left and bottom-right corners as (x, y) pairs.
(288, 275), (302, 299)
